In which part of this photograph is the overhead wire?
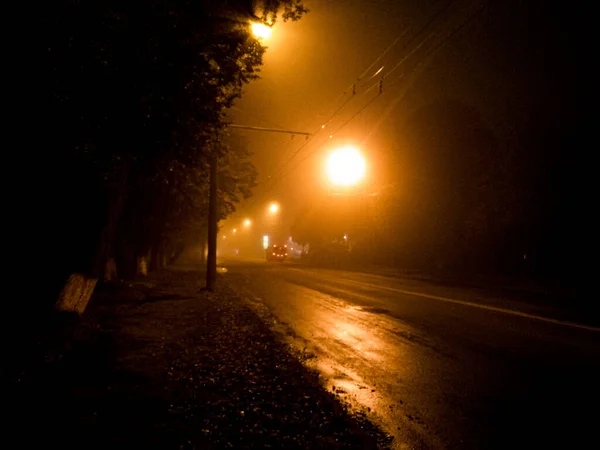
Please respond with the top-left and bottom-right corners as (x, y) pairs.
(283, 95), (382, 176)
(318, 23), (410, 116)
(266, 74), (373, 181)
(276, 0), (490, 184)
(266, 1), (462, 184)
(262, 5), (444, 183)
(240, 0), (468, 212)
(387, 1), (489, 93)
(380, 27), (438, 81)
(355, 29), (408, 82)
(269, 0), (460, 180)
(363, 0), (491, 141)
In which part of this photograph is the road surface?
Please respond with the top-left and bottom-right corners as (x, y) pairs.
(221, 258), (600, 449)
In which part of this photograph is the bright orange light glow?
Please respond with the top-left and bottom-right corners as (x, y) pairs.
(325, 146), (366, 186)
(251, 23), (272, 40)
(268, 202), (279, 214)
(232, 228), (237, 233)
(243, 219), (252, 227)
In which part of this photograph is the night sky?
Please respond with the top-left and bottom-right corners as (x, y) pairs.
(226, 0), (577, 243)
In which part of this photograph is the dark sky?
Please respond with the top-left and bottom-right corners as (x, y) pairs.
(223, 0), (576, 238)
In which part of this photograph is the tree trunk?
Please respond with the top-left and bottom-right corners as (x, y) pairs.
(137, 253), (148, 277)
(115, 238), (137, 280)
(206, 155), (218, 291)
(104, 258), (117, 281)
(150, 238), (165, 273)
(55, 168), (128, 313)
(150, 243), (159, 272)
(169, 243), (185, 265)
(198, 232), (207, 266)
(92, 172), (129, 279)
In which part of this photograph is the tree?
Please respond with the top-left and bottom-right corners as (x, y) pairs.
(37, 0), (308, 310)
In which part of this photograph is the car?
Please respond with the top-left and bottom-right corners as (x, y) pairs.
(266, 245), (287, 262)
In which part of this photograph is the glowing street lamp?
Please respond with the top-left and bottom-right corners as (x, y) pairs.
(251, 23), (272, 40)
(243, 219), (252, 228)
(325, 146), (366, 187)
(232, 228), (237, 234)
(268, 202), (279, 214)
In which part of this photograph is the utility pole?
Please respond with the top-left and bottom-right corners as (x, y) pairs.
(205, 125), (310, 291)
(206, 153), (218, 291)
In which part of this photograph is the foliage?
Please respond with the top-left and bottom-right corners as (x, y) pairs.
(39, 0), (308, 276)
(218, 135), (259, 220)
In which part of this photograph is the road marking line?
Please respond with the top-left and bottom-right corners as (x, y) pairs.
(287, 268), (600, 332)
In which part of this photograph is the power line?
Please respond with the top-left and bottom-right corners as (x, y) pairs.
(357, 0), (457, 85)
(264, 1), (489, 196)
(382, 27), (438, 80)
(241, 0), (467, 212)
(263, 18), (428, 182)
(270, 0), (461, 178)
(322, 25), (410, 110)
(269, 93), (382, 186)
(425, 1), (489, 61)
(356, 29), (409, 82)
(292, 96), (380, 169)
(263, 89), (359, 183)
(360, 1), (490, 146)
(380, 0), (489, 95)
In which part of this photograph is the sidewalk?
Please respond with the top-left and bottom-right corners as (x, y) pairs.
(7, 267), (390, 449)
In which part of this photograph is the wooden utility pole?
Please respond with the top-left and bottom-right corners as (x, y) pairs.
(205, 125), (311, 291)
(206, 153), (218, 291)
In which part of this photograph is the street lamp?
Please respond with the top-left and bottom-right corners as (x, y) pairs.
(325, 146), (366, 187)
(268, 202), (279, 214)
(251, 23), (272, 40)
(205, 21), (305, 291)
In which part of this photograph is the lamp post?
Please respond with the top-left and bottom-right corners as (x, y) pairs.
(204, 22), (311, 290)
(206, 152), (219, 291)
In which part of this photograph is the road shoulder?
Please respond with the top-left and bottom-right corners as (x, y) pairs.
(7, 268), (391, 449)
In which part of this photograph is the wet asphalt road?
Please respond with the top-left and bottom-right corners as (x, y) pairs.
(221, 258), (600, 449)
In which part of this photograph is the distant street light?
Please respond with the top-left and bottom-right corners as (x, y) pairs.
(251, 23), (272, 40)
(232, 228), (237, 234)
(326, 146), (366, 187)
(205, 25), (307, 292)
(268, 202), (279, 214)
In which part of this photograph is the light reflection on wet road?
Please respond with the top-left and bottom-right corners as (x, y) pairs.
(222, 259), (600, 449)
